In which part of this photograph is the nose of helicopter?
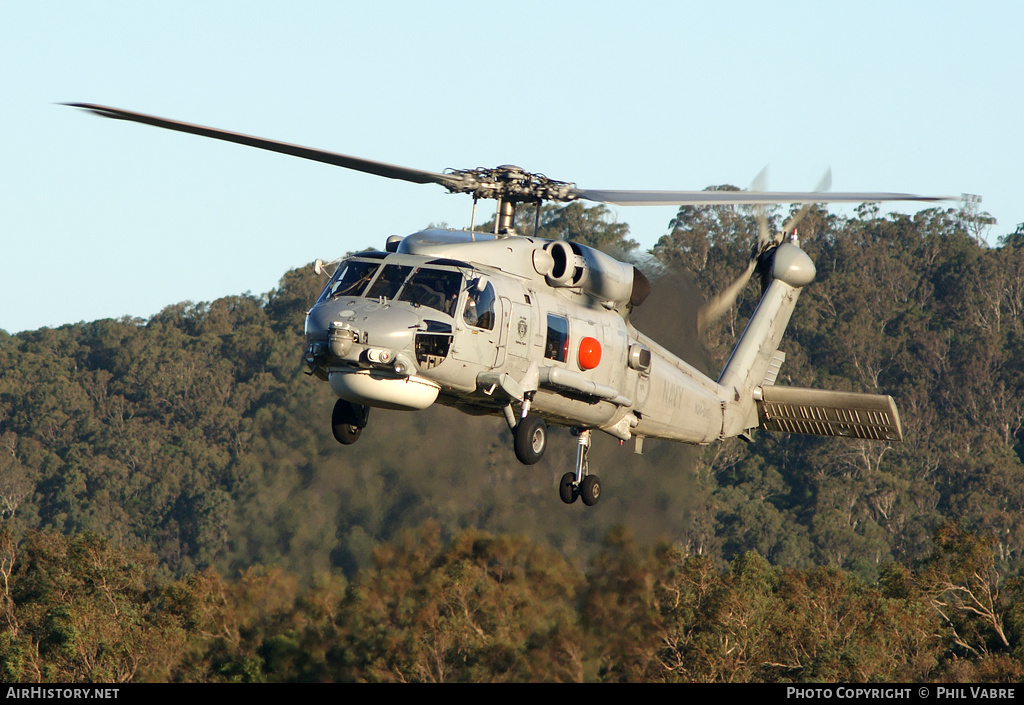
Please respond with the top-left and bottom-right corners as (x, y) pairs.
(305, 298), (425, 352)
(304, 297), (451, 411)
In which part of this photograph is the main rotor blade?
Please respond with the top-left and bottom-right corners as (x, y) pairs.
(64, 103), (463, 189)
(575, 188), (954, 207)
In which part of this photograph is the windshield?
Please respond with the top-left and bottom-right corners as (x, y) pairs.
(365, 264), (413, 300)
(399, 268), (463, 316)
(316, 260), (464, 316)
(317, 260), (380, 303)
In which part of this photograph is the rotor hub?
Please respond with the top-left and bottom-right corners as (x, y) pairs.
(443, 166), (579, 204)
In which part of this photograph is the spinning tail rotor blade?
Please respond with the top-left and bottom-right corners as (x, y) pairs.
(698, 169), (836, 332)
(697, 259), (757, 335)
(782, 168), (833, 235)
(748, 166), (771, 253)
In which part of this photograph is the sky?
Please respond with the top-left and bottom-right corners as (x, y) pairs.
(2, 1), (1021, 334)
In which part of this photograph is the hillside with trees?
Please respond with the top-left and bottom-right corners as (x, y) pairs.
(1, 201), (1024, 681)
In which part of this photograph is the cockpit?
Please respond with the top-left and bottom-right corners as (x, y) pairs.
(307, 254), (503, 375)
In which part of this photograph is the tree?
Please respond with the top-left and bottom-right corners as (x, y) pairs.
(332, 524), (584, 682)
(2, 531), (189, 682)
(918, 523), (1011, 656)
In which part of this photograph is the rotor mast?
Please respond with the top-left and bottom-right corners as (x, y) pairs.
(442, 165), (580, 236)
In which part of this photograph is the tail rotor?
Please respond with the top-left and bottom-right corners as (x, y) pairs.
(697, 169), (832, 334)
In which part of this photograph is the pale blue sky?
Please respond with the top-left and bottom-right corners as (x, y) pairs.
(3, 1), (1020, 333)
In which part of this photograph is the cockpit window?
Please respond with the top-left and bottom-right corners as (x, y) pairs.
(399, 267), (463, 316)
(315, 260), (464, 316)
(317, 260), (380, 303)
(365, 264), (413, 300)
(463, 280), (496, 330)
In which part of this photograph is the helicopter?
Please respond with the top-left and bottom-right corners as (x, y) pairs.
(67, 103), (956, 507)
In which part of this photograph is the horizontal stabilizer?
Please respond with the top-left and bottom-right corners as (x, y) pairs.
(756, 386), (903, 442)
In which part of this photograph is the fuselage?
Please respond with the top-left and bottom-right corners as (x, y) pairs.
(303, 229), (731, 446)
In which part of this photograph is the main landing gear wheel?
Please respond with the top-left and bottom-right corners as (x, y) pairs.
(559, 428), (601, 507)
(514, 414), (547, 465)
(332, 399), (368, 445)
(559, 472), (579, 504)
(579, 475), (601, 506)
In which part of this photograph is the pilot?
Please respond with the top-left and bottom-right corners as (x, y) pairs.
(463, 281), (495, 329)
(463, 293), (479, 327)
(443, 290), (459, 317)
(437, 278), (459, 317)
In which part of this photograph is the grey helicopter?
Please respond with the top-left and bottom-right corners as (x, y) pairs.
(68, 103), (956, 507)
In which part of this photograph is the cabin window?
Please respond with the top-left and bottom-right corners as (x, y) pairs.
(365, 264), (413, 300)
(545, 314), (569, 362)
(399, 267), (463, 316)
(463, 280), (496, 330)
(317, 260), (380, 303)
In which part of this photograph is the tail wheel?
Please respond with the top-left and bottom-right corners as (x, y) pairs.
(514, 414), (547, 465)
(332, 399), (367, 445)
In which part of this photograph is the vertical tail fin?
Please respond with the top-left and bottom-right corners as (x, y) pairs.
(717, 242), (815, 438)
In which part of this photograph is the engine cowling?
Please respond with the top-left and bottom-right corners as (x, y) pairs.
(532, 240), (648, 310)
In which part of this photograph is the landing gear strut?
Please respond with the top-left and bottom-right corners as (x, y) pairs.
(560, 429), (600, 506)
(332, 399), (369, 445)
(505, 400), (600, 506)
